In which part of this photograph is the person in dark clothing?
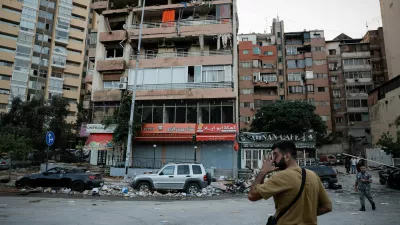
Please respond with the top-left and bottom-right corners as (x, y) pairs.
(345, 157), (351, 174)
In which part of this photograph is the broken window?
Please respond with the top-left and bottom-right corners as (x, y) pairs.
(106, 45), (123, 58)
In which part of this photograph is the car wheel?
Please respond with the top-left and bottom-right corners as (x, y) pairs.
(137, 182), (152, 192)
(16, 178), (30, 189)
(322, 180), (330, 189)
(71, 181), (85, 192)
(186, 183), (200, 195)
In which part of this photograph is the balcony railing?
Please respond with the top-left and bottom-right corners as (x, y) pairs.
(131, 82), (233, 91)
(130, 18), (232, 29)
(130, 50), (232, 60)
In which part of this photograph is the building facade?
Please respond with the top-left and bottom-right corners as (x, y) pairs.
(238, 20), (332, 134)
(326, 29), (387, 150)
(0, 0), (91, 123)
(89, 0), (239, 176)
(369, 1), (400, 145)
(380, 0), (400, 79)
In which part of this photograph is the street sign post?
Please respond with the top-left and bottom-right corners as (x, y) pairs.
(45, 131), (55, 171)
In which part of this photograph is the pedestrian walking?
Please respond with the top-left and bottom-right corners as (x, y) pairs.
(355, 165), (376, 211)
(248, 140), (332, 225)
(345, 157), (351, 174)
(351, 157), (357, 174)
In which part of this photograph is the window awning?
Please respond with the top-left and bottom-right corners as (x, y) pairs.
(196, 134), (236, 142)
(135, 135), (192, 142)
(84, 133), (114, 150)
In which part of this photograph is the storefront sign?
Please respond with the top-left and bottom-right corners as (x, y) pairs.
(141, 124), (196, 134)
(196, 123), (238, 133)
(86, 124), (117, 134)
(239, 132), (316, 142)
(238, 132), (317, 149)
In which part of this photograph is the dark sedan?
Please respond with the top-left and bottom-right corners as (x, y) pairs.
(303, 165), (338, 189)
(15, 167), (104, 192)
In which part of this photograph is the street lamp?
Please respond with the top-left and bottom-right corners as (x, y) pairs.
(194, 146), (197, 163)
(153, 144), (156, 171)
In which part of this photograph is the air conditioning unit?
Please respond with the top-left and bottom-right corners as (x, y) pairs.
(354, 78), (359, 82)
(118, 83), (127, 90)
(250, 107), (255, 111)
(332, 80), (337, 84)
(244, 121), (249, 124)
(348, 122), (355, 126)
(265, 81), (269, 84)
(120, 77), (128, 83)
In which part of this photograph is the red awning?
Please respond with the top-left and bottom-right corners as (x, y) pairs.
(135, 135), (192, 142)
(84, 133), (114, 150)
(196, 134), (236, 142)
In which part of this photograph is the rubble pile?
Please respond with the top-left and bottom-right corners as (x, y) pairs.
(18, 182), (223, 198)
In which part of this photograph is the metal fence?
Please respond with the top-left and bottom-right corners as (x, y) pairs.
(130, 50), (232, 60)
(133, 82), (233, 91)
(130, 18), (232, 29)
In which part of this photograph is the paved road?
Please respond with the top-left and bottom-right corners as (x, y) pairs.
(1, 188), (400, 225)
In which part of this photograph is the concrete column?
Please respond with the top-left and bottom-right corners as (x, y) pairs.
(92, 15), (107, 96)
(232, 0), (239, 178)
(123, 11), (134, 62)
(168, 0), (172, 4)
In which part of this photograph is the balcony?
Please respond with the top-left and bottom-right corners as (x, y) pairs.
(343, 64), (372, 71)
(131, 50), (232, 68)
(28, 81), (46, 91)
(96, 58), (126, 72)
(64, 77), (81, 87)
(63, 89), (79, 99)
(99, 30), (127, 43)
(0, 80), (10, 90)
(85, 70), (94, 83)
(342, 51), (370, 58)
(134, 82), (232, 91)
(347, 107), (369, 113)
(136, 87), (235, 100)
(0, 23), (19, 37)
(129, 19), (232, 39)
(90, 0), (108, 14)
(0, 94), (8, 104)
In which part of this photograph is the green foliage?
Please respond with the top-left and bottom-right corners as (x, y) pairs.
(102, 91), (142, 144)
(0, 95), (74, 161)
(250, 101), (327, 136)
(377, 131), (400, 158)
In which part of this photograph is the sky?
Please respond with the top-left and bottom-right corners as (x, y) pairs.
(237, 0), (382, 40)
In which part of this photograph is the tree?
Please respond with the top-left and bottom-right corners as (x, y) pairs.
(377, 131), (400, 158)
(250, 101), (327, 137)
(0, 95), (74, 162)
(102, 91), (142, 146)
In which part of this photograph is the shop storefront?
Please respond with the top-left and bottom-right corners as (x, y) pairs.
(133, 123), (238, 174)
(238, 131), (317, 169)
(83, 124), (116, 166)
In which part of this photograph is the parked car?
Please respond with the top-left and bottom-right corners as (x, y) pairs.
(131, 163), (212, 194)
(319, 155), (337, 165)
(379, 168), (400, 189)
(15, 167), (104, 192)
(0, 156), (11, 170)
(304, 165), (338, 188)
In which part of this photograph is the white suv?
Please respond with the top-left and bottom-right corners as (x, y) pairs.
(131, 163), (211, 194)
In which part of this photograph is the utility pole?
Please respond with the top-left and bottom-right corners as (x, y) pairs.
(124, 0), (146, 181)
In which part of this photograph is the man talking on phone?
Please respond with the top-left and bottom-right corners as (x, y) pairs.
(248, 140), (332, 225)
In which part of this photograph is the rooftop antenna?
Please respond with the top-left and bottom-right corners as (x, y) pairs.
(366, 21), (369, 31)
(277, 9), (279, 21)
(264, 17), (268, 33)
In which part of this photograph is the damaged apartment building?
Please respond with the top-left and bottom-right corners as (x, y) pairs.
(87, 0), (239, 176)
(238, 20), (332, 135)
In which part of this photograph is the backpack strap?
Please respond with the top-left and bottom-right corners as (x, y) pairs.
(276, 168), (307, 222)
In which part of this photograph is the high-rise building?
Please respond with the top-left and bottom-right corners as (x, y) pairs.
(89, 0), (239, 175)
(0, 0), (91, 124)
(238, 19), (332, 133)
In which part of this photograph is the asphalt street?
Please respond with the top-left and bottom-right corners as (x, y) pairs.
(1, 188), (400, 225)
